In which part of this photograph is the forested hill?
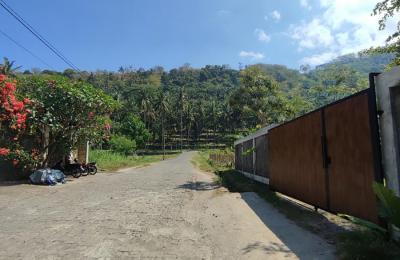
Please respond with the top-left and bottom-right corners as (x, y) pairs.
(19, 53), (394, 149)
(316, 53), (395, 75)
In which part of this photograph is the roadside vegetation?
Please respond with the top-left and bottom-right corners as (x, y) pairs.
(90, 149), (180, 171)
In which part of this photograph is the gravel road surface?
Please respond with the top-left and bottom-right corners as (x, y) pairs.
(0, 151), (334, 259)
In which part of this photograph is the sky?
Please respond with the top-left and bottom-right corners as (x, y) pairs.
(0, 0), (397, 72)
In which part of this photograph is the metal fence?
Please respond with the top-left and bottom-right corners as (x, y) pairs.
(233, 126), (275, 184)
(235, 87), (383, 224)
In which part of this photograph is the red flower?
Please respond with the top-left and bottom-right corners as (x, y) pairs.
(13, 101), (24, 112)
(88, 111), (94, 118)
(0, 148), (10, 156)
(0, 74), (6, 82)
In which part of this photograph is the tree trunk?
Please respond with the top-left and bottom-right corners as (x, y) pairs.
(180, 110), (183, 151)
(162, 117), (165, 160)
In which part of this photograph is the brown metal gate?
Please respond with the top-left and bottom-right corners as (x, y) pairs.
(269, 88), (382, 223)
(269, 110), (328, 209)
(325, 91), (380, 223)
(255, 135), (269, 178)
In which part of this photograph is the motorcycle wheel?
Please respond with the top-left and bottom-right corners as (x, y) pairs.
(81, 167), (89, 176)
(89, 166), (97, 175)
(72, 170), (81, 178)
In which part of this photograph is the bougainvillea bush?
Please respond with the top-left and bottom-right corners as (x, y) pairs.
(0, 75), (37, 174)
(0, 74), (118, 179)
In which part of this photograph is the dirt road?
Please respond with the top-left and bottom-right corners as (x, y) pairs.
(0, 152), (334, 259)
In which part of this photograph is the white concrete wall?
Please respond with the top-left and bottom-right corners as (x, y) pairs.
(376, 66), (400, 195)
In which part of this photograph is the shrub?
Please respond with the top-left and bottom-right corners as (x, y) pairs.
(373, 182), (400, 230)
(116, 113), (150, 149)
(109, 135), (136, 155)
(0, 74), (38, 172)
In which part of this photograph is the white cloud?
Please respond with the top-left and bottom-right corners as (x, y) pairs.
(270, 10), (281, 21)
(290, 19), (334, 50)
(300, 0), (312, 10)
(217, 10), (231, 16)
(300, 52), (337, 66)
(239, 51), (265, 60)
(254, 29), (271, 43)
(289, 0), (398, 66)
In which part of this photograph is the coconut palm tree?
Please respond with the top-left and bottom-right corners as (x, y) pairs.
(178, 86), (186, 151)
(0, 57), (21, 75)
(155, 91), (170, 159)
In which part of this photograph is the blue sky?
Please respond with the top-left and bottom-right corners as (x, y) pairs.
(0, 0), (396, 72)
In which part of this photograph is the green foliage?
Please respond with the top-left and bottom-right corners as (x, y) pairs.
(116, 113), (150, 148)
(14, 53), (392, 152)
(109, 135), (137, 155)
(229, 65), (296, 128)
(241, 147), (255, 156)
(0, 57), (21, 75)
(373, 182), (400, 228)
(368, 0), (400, 67)
(14, 74), (118, 165)
(318, 53), (395, 74)
(18, 75), (118, 138)
(89, 149), (179, 171)
(337, 229), (400, 260)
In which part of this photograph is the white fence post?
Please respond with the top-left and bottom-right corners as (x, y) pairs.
(252, 138), (256, 180)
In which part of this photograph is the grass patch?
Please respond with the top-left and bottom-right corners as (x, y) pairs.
(191, 149), (232, 173)
(191, 150), (216, 173)
(89, 149), (180, 171)
(336, 228), (400, 259)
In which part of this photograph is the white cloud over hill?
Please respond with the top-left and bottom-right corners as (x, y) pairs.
(290, 0), (398, 66)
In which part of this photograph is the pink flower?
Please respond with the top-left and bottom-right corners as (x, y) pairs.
(23, 98), (31, 105)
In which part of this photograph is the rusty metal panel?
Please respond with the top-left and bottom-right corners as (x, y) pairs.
(242, 140), (254, 173)
(269, 111), (328, 209)
(255, 134), (269, 178)
(235, 144), (242, 171)
(325, 91), (379, 223)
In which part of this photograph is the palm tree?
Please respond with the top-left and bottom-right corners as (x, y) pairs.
(178, 86), (186, 151)
(139, 91), (155, 149)
(209, 100), (218, 148)
(139, 93), (155, 129)
(185, 102), (195, 149)
(155, 91), (170, 159)
(0, 57), (21, 75)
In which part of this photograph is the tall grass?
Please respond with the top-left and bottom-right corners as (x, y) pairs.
(89, 150), (179, 171)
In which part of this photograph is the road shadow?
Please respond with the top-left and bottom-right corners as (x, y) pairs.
(176, 181), (220, 191)
(240, 192), (338, 259)
(242, 241), (292, 258)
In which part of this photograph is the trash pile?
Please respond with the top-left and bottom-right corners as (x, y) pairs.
(29, 168), (66, 186)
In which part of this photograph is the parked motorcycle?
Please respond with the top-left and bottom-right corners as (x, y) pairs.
(53, 160), (85, 178)
(74, 159), (89, 176)
(86, 162), (97, 175)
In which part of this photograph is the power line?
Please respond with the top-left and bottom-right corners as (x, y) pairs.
(0, 28), (54, 69)
(0, 0), (79, 70)
(0, 0), (80, 71)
